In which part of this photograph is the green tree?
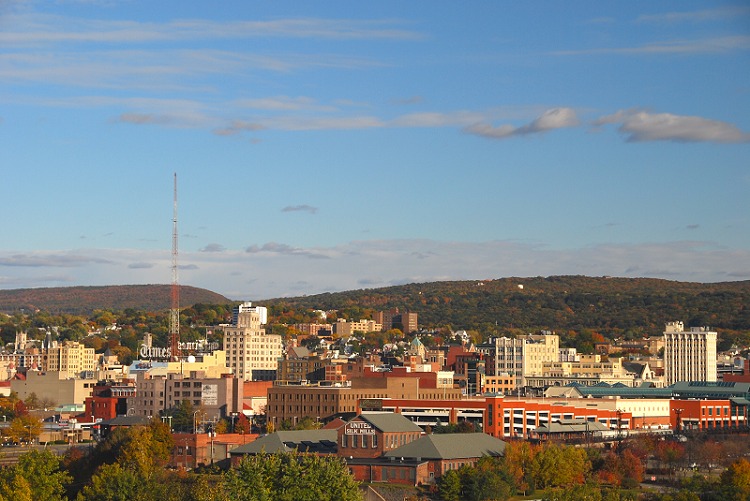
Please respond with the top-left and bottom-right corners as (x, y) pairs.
(0, 449), (71, 501)
(23, 392), (40, 410)
(165, 399), (196, 432)
(437, 469), (462, 501)
(6, 415), (42, 444)
(530, 444), (590, 490)
(294, 416), (321, 430)
(542, 483), (602, 501)
(77, 425), (183, 501)
(224, 452), (362, 501)
(720, 458), (750, 500)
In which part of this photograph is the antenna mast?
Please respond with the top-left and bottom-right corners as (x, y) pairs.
(169, 173), (181, 361)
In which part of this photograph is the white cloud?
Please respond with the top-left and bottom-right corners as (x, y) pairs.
(594, 109), (750, 143)
(0, 252), (113, 267)
(636, 7), (750, 24)
(199, 244), (226, 253)
(0, 15), (423, 46)
(245, 242), (331, 260)
(235, 96), (336, 112)
(282, 205), (318, 214)
(552, 36), (750, 56)
(128, 262), (154, 269)
(464, 107), (580, 139)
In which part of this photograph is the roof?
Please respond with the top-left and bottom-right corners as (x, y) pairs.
(535, 420), (610, 434)
(358, 412), (423, 433)
(230, 429), (338, 456)
(622, 362), (653, 378)
(568, 382), (672, 399)
(322, 417), (347, 430)
(384, 433), (506, 460)
(287, 346), (311, 359)
(100, 415), (151, 427)
(544, 386), (583, 398)
(671, 381), (750, 398)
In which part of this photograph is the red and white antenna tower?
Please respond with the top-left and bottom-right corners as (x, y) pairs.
(169, 173), (181, 361)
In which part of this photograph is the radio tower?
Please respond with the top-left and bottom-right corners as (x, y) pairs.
(169, 173), (181, 361)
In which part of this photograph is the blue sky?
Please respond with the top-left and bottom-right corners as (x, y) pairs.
(1, 1), (749, 300)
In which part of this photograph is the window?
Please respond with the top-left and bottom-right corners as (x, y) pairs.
(341, 435), (347, 448)
(372, 434), (378, 448)
(362, 435), (368, 448)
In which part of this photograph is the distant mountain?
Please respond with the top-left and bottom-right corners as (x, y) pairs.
(262, 276), (750, 334)
(0, 285), (230, 314)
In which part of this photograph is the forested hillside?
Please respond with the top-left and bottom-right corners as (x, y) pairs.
(263, 276), (750, 337)
(0, 285), (229, 314)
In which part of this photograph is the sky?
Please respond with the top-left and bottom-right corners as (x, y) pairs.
(1, 1), (749, 301)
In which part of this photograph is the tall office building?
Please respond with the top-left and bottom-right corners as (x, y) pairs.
(223, 302), (282, 381)
(663, 321), (717, 386)
(43, 341), (97, 377)
(477, 333), (559, 389)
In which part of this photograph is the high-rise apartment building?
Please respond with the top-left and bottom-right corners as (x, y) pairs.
(43, 341), (97, 377)
(374, 309), (418, 334)
(223, 302), (282, 381)
(663, 321), (717, 386)
(478, 333), (559, 389)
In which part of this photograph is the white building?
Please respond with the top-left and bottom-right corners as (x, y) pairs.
(663, 321), (717, 386)
(478, 333), (560, 388)
(223, 302), (282, 381)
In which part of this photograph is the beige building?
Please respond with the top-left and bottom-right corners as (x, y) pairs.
(11, 371), (96, 406)
(223, 302), (283, 381)
(478, 333), (560, 388)
(43, 341), (96, 377)
(526, 355), (636, 387)
(332, 319), (382, 337)
(663, 321), (717, 385)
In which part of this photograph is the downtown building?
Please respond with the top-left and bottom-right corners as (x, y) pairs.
(477, 333), (560, 390)
(223, 302), (283, 381)
(663, 321), (717, 386)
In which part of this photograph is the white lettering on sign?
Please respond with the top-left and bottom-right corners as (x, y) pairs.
(139, 344), (172, 360)
(345, 421), (376, 435)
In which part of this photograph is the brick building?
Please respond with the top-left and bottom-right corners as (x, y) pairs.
(266, 370), (463, 427)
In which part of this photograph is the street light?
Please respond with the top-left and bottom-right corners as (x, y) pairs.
(209, 428), (216, 465)
(231, 412), (238, 433)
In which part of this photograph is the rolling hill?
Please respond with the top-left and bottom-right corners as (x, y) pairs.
(262, 276), (750, 334)
(0, 285), (230, 314)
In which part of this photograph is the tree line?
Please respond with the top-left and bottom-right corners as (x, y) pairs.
(0, 422), (362, 501)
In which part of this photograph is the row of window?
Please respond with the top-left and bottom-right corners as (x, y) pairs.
(340, 433), (378, 448)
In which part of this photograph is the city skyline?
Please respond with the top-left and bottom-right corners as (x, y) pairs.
(1, 1), (749, 300)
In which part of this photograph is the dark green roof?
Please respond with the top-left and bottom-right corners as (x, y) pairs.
(384, 433), (506, 460)
(359, 412), (423, 433)
(535, 420), (610, 434)
(573, 385), (672, 398)
(230, 430), (338, 455)
(565, 380), (750, 400)
(671, 381), (750, 398)
(100, 415), (151, 426)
